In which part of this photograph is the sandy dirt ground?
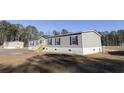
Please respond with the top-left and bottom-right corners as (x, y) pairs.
(0, 49), (41, 66)
(0, 47), (123, 73)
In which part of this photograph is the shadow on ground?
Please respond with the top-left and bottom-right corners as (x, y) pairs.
(108, 51), (124, 56)
(0, 53), (124, 73)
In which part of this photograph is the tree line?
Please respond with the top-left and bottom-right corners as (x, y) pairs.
(0, 21), (42, 46)
(0, 20), (124, 46)
(99, 30), (124, 46)
(0, 20), (71, 46)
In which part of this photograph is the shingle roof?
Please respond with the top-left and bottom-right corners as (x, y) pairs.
(46, 30), (101, 38)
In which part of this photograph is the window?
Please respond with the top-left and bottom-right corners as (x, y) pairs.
(48, 38), (52, 45)
(55, 38), (61, 45)
(30, 41), (34, 46)
(40, 40), (42, 43)
(70, 36), (78, 45)
(36, 41), (38, 45)
(31, 41), (34, 46)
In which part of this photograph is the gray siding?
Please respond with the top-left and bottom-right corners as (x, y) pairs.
(29, 37), (46, 47)
(82, 32), (101, 48)
(45, 31), (102, 55)
(47, 34), (82, 48)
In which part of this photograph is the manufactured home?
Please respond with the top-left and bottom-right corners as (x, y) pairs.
(3, 41), (24, 49)
(28, 36), (46, 50)
(45, 31), (102, 55)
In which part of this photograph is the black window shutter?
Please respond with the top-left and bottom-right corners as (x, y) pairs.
(55, 38), (56, 45)
(76, 36), (78, 45)
(48, 39), (49, 45)
(70, 36), (72, 45)
(59, 38), (60, 45)
(51, 38), (52, 45)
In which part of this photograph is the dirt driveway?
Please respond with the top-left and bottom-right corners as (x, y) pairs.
(0, 49), (33, 55)
(0, 50), (123, 72)
(0, 49), (38, 65)
(0, 48), (124, 73)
